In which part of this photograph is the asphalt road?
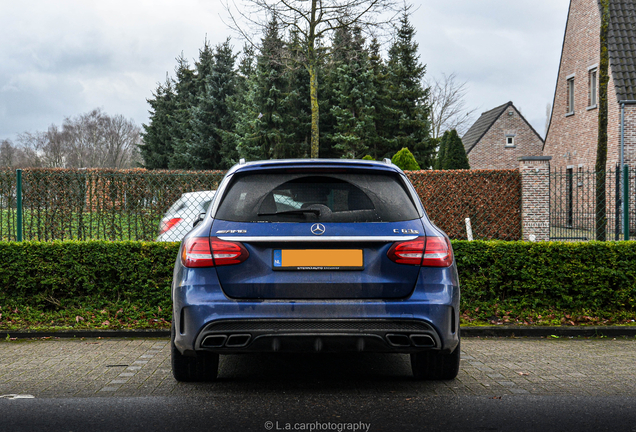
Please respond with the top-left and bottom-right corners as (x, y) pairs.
(1, 337), (635, 432)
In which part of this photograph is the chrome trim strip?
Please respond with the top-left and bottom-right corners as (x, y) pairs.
(216, 236), (418, 243)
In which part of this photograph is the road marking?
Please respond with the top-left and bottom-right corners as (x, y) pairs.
(0, 394), (35, 399)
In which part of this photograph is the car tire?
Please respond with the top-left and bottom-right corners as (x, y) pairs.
(410, 339), (460, 381)
(171, 323), (219, 382)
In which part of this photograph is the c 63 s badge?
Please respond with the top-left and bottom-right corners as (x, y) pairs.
(216, 230), (247, 234)
(393, 228), (420, 234)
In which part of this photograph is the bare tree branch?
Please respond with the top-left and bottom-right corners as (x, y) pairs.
(426, 72), (477, 139)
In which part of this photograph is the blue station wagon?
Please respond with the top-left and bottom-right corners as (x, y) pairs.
(171, 159), (460, 381)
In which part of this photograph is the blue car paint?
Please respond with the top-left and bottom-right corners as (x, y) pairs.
(172, 159), (460, 355)
(212, 220), (426, 299)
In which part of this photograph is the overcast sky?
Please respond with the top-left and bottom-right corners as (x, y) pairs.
(0, 0), (570, 144)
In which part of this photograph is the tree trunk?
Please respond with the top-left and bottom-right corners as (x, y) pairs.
(309, 62), (320, 158)
(309, 0), (319, 158)
(595, 0), (609, 241)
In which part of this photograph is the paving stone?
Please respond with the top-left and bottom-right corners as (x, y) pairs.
(0, 337), (635, 398)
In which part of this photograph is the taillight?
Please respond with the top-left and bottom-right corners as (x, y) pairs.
(159, 218), (182, 235)
(387, 238), (425, 265)
(181, 237), (249, 268)
(209, 237), (249, 266)
(387, 236), (453, 267)
(421, 236), (453, 267)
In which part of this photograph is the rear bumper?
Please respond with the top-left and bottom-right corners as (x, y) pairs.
(173, 265), (461, 356)
(173, 299), (459, 356)
(194, 319), (442, 354)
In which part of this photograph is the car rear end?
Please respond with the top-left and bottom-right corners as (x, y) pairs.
(157, 191), (216, 242)
(171, 159), (460, 381)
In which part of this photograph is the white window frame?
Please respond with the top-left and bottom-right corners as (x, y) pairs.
(588, 66), (598, 109)
(566, 74), (575, 115)
(505, 136), (515, 147)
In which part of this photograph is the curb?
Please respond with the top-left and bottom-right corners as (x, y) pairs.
(461, 326), (636, 338)
(1, 326), (635, 340)
(1, 329), (170, 339)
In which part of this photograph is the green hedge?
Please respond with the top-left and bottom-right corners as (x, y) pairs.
(454, 241), (636, 325)
(0, 241), (179, 330)
(1, 240), (635, 330)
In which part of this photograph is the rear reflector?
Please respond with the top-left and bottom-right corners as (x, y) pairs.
(182, 237), (249, 268)
(387, 236), (453, 267)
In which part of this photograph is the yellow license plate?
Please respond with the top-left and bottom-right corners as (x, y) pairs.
(273, 249), (363, 270)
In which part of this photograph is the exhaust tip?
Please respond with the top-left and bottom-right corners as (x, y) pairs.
(202, 335), (227, 348)
(386, 334), (411, 347)
(410, 334), (436, 348)
(226, 334), (251, 348)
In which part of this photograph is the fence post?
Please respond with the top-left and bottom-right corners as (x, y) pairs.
(624, 165), (630, 241)
(16, 169), (22, 242)
(519, 156), (552, 241)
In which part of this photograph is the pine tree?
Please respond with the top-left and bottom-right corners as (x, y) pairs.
(209, 39), (239, 168)
(328, 27), (378, 159)
(441, 130), (470, 170)
(168, 54), (198, 169)
(434, 132), (449, 170)
(236, 17), (289, 161)
(140, 75), (177, 169)
(230, 45), (259, 161)
(281, 29), (311, 158)
(367, 38), (391, 160)
(385, 11), (433, 168)
(171, 39), (238, 170)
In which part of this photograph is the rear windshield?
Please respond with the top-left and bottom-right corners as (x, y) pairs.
(215, 172), (420, 223)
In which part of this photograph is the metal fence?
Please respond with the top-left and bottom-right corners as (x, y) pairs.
(550, 166), (635, 241)
(0, 168), (225, 241)
(1, 168), (524, 242)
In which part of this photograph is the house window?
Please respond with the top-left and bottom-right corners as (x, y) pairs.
(588, 68), (597, 108)
(566, 77), (575, 114)
(505, 136), (515, 147)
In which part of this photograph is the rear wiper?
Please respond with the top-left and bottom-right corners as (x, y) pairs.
(258, 209), (321, 217)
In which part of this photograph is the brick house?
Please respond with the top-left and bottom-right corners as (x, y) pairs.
(462, 102), (544, 170)
(543, 0), (636, 171)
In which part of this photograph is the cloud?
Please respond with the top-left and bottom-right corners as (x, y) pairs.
(0, 0), (570, 141)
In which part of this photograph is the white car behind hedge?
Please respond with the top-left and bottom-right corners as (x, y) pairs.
(156, 191), (216, 242)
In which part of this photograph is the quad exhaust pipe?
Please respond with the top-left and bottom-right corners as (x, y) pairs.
(202, 332), (434, 349)
(386, 333), (435, 348)
(201, 334), (251, 348)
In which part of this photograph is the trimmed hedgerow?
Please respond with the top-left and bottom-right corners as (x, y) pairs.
(0, 240), (635, 330)
(406, 170), (522, 241)
(454, 240), (636, 325)
(0, 241), (179, 330)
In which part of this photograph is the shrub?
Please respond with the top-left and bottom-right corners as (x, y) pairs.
(405, 170), (521, 240)
(441, 130), (470, 170)
(1, 240), (634, 329)
(454, 240), (636, 324)
(391, 148), (420, 171)
(0, 241), (178, 329)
